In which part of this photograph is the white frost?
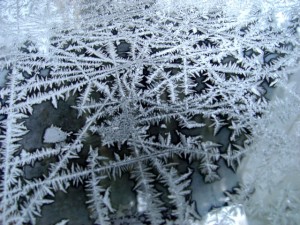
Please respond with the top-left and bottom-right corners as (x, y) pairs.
(43, 125), (69, 143)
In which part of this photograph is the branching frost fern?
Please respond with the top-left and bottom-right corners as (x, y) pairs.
(0, 0), (299, 224)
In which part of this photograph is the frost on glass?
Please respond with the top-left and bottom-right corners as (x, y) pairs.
(0, 0), (299, 225)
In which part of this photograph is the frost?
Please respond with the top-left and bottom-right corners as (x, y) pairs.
(235, 70), (300, 224)
(200, 205), (248, 225)
(43, 125), (69, 143)
(54, 219), (69, 225)
(0, 0), (299, 225)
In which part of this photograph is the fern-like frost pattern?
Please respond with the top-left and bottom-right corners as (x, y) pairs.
(0, 0), (299, 224)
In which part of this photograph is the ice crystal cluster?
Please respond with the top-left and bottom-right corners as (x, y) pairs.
(0, 0), (299, 224)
